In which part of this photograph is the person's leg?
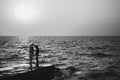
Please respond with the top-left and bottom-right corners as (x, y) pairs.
(36, 54), (39, 68)
(29, 53), (33, 70)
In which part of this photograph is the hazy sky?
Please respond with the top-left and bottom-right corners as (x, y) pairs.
(0, 0), (120, 36)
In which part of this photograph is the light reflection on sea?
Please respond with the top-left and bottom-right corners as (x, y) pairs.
(0, 36), (120, 79)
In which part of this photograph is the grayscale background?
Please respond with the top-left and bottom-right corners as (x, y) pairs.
(0, 0), (120, 80)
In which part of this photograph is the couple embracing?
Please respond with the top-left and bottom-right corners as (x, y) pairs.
(29, 43), (39, 69)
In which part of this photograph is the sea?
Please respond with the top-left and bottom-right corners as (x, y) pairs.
(0, 36), (120, 80)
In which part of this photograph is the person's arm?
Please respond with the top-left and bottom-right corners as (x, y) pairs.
(33, 46), (36, 51)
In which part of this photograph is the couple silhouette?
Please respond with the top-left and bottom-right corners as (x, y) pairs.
(29, 43), (39, 70)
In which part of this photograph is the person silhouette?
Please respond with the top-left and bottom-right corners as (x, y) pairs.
(35, 45), (39, 68)
(29, 43), (35, 70)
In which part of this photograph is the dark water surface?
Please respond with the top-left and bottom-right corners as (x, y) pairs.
(0, 36), (120, 80)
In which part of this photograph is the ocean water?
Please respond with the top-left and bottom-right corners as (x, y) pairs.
(0, 36), (120, 80)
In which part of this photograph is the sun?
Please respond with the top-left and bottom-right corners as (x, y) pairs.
(14, 3), (37, 20)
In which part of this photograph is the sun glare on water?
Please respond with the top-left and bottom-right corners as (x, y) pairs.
(14, 3), (38, 21)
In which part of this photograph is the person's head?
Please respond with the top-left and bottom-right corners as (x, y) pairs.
(29, 42), (34, 46)
(35, 45), (39, 48)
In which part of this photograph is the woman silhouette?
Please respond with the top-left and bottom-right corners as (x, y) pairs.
(35, 45), (39, 68)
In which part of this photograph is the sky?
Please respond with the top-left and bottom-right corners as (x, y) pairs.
(0, 0), (120, 36)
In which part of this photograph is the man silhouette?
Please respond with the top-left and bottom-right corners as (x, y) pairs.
(29, 43), (35, 70)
